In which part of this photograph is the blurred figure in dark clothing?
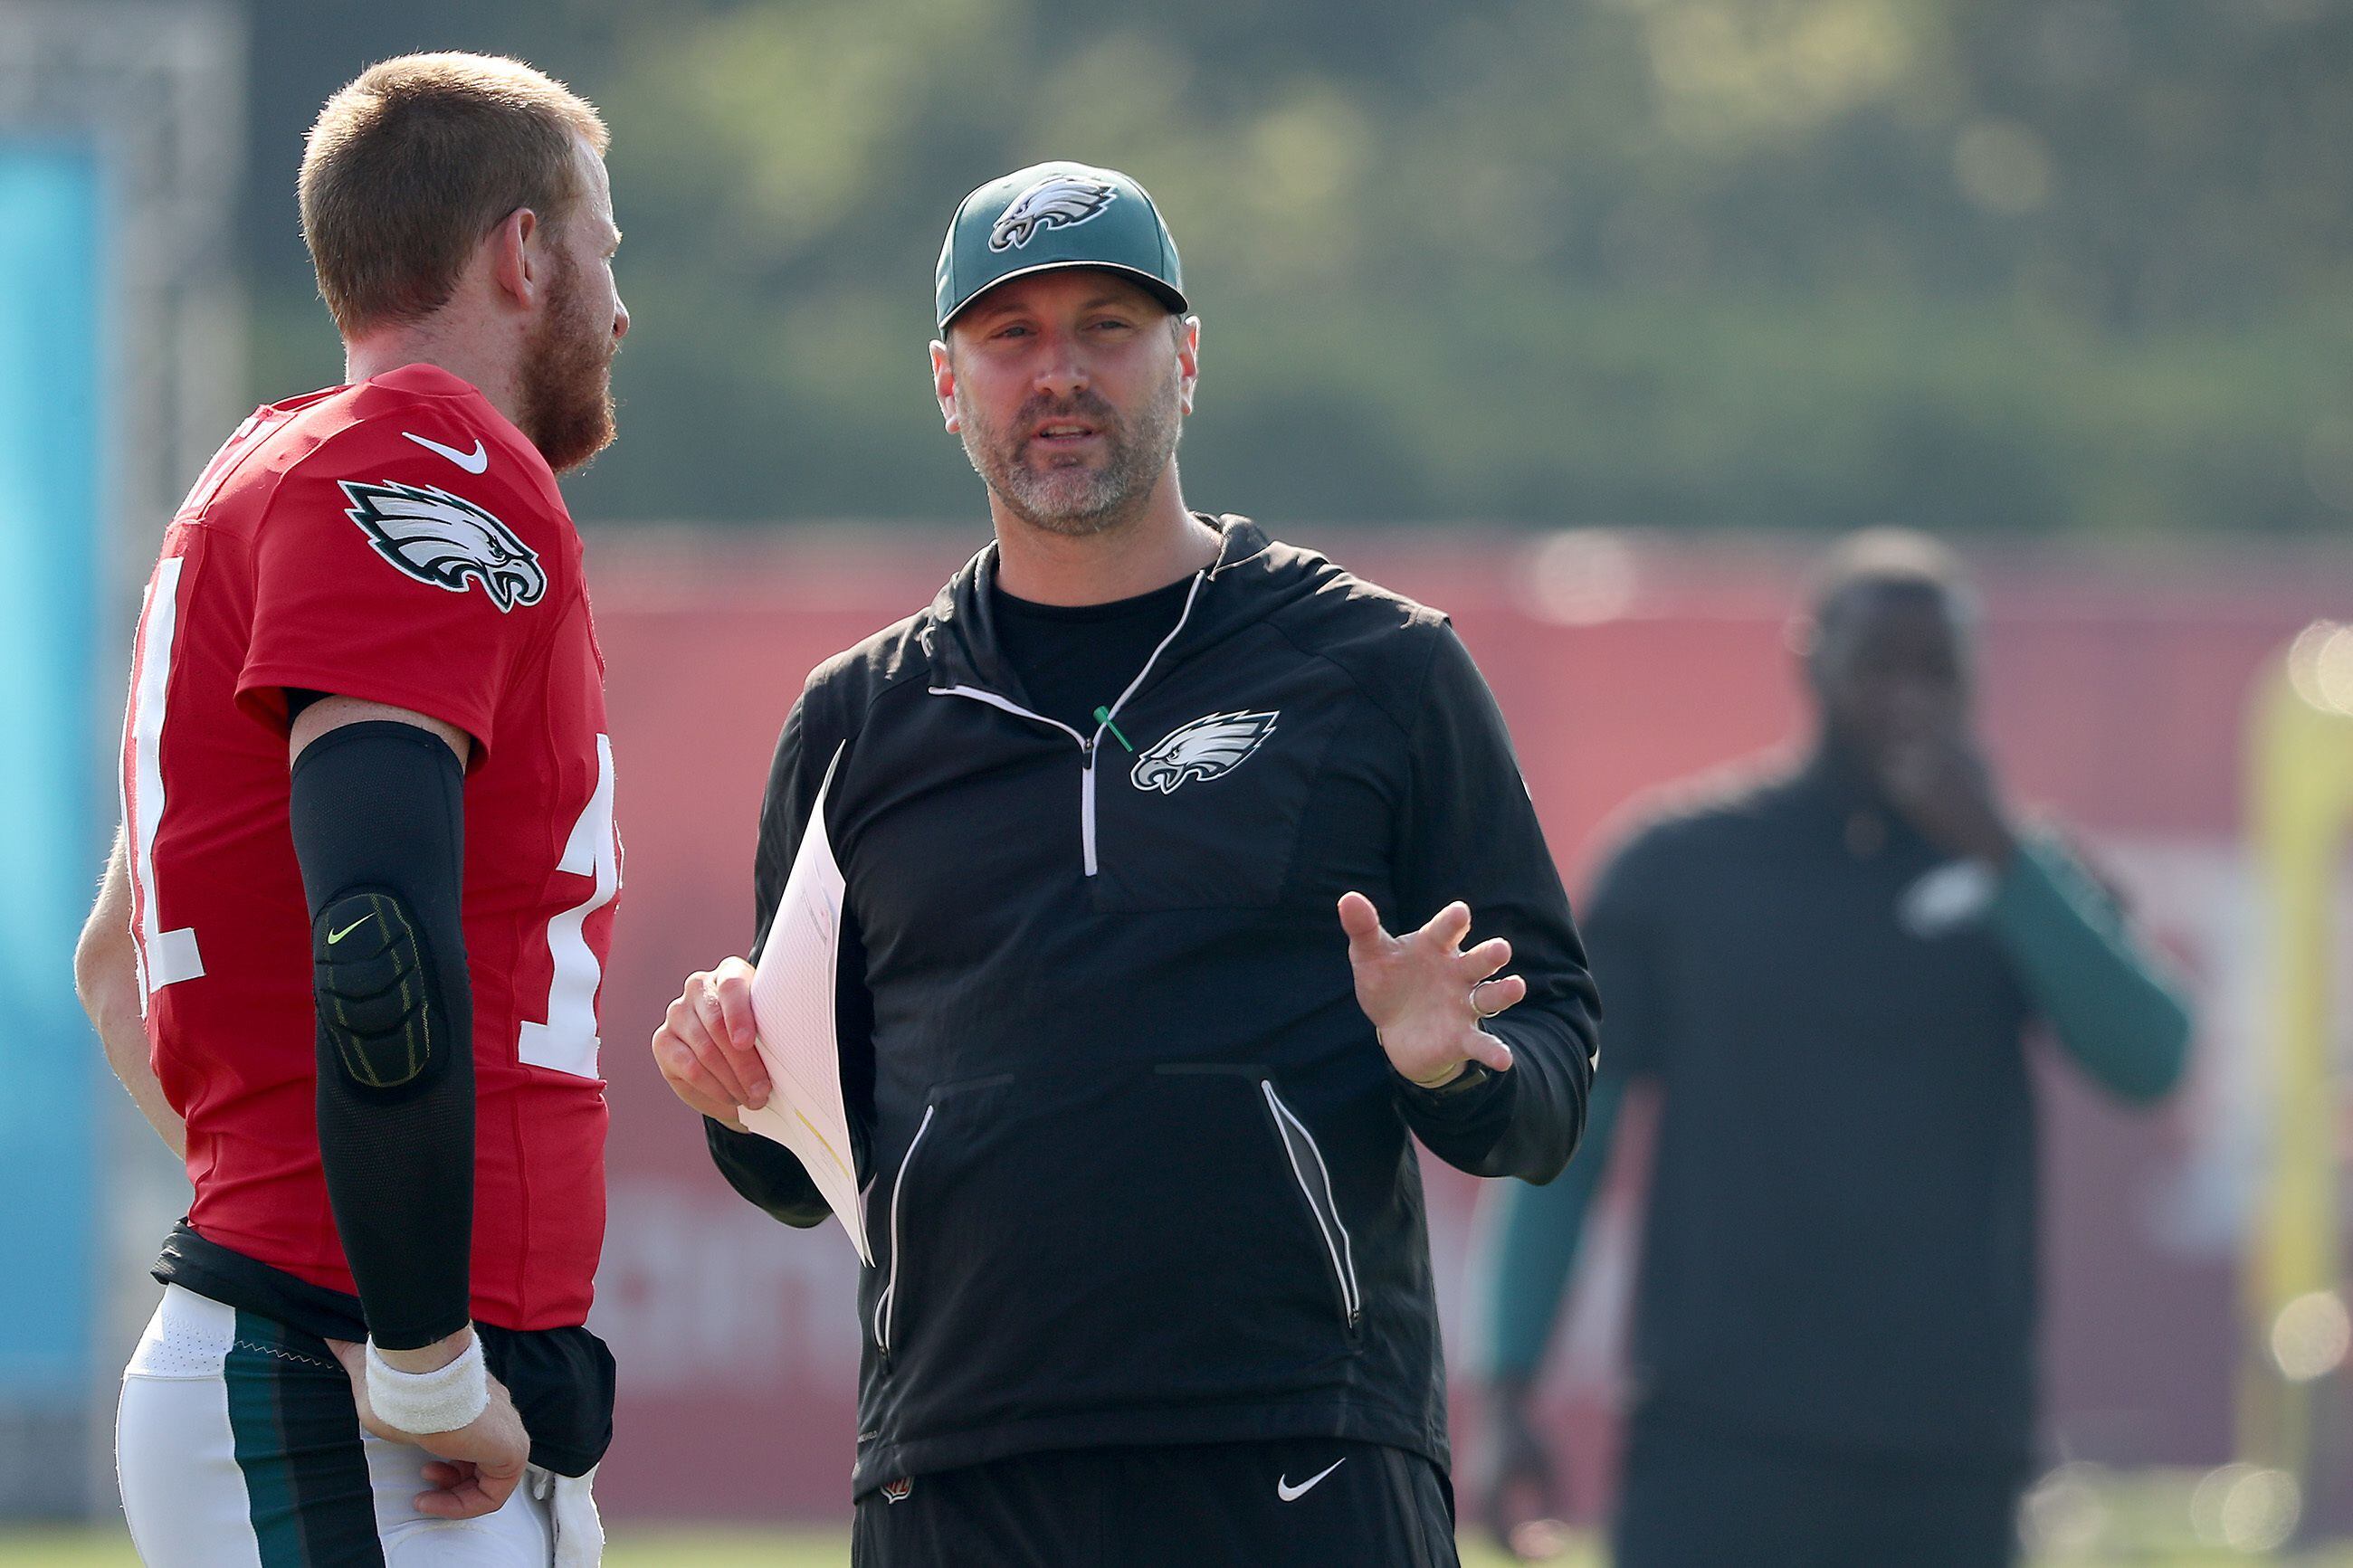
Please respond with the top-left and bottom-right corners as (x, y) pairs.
(1472, 529), (2194, 1567)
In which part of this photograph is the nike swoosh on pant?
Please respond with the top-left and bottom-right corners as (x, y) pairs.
(1276, 1457), (1346, 1502)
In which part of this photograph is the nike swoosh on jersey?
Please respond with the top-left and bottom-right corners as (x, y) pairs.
(403, 432), (491, 474)
(1276, 1458), (1345, 1502)
(327, 917), (369, 945)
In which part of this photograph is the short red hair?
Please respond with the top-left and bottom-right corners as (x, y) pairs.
(299, 52), (607, 336)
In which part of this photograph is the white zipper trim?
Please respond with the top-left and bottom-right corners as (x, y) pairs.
(929, 685), (1089, 748)
(1100, 571), (1207, 722)
(874, 1103), (938, 1354)
(1261, 1081), (1362, 1323)
(1080, 751), (1099, 875)
(926, 567), (1210, 879)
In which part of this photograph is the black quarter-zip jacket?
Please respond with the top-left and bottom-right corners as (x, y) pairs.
(707, 518), (1599, 1495)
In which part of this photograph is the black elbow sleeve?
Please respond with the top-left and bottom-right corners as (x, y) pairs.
(289, 720), (472, 1351)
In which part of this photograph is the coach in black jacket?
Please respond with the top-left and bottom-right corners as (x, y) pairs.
(652, 161), (1598, 1567)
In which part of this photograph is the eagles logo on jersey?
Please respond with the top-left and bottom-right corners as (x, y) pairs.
(1131, 710), (1279, 794)
(339, 479), (548, 613)
(989, 174), (1119, 252)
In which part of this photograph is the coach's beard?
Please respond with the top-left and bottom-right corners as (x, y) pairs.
(519, 248), (618, 475)
(965, 381), (1180, 538)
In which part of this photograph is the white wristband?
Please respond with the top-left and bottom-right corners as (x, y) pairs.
(366, 1335), (490, 1434)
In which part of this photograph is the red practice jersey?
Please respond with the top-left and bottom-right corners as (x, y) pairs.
(118, 363), (619, 1330)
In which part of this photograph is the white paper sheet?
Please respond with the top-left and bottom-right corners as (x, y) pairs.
(739, 746), (872, 1264)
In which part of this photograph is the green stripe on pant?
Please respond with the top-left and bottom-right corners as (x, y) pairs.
(225, 1309), (386, 1566)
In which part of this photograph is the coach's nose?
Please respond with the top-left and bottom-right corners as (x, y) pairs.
(1031, 325), (1090, 401)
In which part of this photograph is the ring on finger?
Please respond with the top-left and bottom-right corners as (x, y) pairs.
(1470, 980), (1505, 1019)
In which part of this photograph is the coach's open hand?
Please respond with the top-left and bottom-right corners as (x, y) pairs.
(1339, 893), (1523, 1089)
(652, 957), (769, 1130)
(322, 1336), (529, 1520)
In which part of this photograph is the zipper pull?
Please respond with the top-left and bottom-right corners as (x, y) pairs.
(1093, 707), (1136, 753)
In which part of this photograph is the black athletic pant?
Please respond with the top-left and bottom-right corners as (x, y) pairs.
(1613, 1401), (2025, 1568)
(852, 1438), (1459, 1567)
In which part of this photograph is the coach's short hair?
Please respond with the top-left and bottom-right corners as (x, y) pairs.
(300, 53), (607, 337)
(1804, 527), (1975, 631)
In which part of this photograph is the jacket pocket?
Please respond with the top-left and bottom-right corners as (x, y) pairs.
(872, 1102), (938, 1359)
(864, 1065), (1368, 1426)
(1260, 1080), (1362, 1331)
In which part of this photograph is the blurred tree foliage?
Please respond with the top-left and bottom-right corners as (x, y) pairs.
(236, 0), (2353, 534)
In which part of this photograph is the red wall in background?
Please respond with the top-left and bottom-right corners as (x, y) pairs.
(576, 528), (2352, 1524)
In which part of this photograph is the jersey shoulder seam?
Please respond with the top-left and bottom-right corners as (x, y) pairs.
(272, 396), (539, 501)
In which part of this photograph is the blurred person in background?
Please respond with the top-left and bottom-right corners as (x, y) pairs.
(1472, 529), (2194, 1567)
(650, 161), (1599, 1567)
(76, 53), (627, 1565)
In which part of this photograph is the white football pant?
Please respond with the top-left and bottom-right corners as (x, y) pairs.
(117, 1285), (572, 1566)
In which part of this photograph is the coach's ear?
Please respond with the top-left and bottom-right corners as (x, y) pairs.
(1176, 315), (1200, 417)
(932, 339), (958, 433)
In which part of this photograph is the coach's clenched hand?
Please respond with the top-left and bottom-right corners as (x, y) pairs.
(651, 957), (769, 1129)
(1339, 893), (1523, 1088)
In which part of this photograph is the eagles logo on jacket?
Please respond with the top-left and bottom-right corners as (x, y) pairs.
(708, 516), (1600, 1497)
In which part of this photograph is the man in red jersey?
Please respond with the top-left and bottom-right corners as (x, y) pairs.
(72, 53), (627, 1565)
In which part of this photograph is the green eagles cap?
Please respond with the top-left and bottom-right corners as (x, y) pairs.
(934, 161), (1186, 330)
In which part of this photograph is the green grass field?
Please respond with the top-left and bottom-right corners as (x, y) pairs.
(6, 1472), (2350, 1568)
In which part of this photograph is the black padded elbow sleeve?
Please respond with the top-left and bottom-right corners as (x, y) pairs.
(289, 720), (472, 1351)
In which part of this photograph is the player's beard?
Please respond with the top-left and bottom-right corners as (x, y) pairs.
(517, 245), (618, 475)
(959, 375), (1181, 538)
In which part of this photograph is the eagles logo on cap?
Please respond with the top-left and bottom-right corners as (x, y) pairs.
(989, 174), (1118, 252)
(936, 160), (1187, 328)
